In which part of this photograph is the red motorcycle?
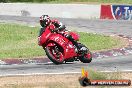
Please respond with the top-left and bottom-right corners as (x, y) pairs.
(38, 24), (92, 64)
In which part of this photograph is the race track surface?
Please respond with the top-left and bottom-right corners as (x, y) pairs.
(0, 15), (132, 76)
(0, 54), (132, 76)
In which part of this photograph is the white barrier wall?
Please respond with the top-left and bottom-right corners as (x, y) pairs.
(0, 3), (100, 19)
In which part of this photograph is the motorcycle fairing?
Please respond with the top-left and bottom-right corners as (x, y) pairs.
(70, 32), (80, 41)
(48, 34), (77, 59)
(38, 27), (51, 46)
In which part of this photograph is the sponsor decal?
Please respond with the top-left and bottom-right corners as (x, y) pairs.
(79, 68), (131, 86)
(100, 5), (132, 20)
(112, 5), (132, 20)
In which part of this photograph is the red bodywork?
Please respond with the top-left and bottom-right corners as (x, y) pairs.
(38, 25), (80, 60)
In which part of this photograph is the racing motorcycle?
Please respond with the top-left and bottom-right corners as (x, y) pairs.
(38, 24), (92, 64)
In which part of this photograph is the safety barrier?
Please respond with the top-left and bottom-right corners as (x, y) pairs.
(0, 3), (131, 20)
(100, 5), (132, 20)
(0, 3), (100, 19)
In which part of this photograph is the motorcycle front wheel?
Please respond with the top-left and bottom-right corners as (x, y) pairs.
(44, 44), (64, 65)
(79, 51), (92, 63)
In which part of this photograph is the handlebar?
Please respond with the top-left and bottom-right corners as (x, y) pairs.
(51, 28), (69, 37)
(51, 28), (67, 33)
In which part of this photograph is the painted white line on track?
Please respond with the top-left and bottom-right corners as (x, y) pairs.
(1, 70), (132, 77)
(47, 62), (53, 64)
(0, 72), (81, 77)
(100, 70), (132, 73)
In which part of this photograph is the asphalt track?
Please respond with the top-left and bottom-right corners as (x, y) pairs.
(0, 15), (132, 76)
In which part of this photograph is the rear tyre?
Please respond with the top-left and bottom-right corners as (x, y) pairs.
(44, 45), (64, 65)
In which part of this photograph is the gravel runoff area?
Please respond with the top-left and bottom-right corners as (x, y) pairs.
(0, 72), (132, 88)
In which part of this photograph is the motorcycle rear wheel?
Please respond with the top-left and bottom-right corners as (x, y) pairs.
(45, 45), (64, 65)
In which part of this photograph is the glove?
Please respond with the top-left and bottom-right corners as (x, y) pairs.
(58, 25), (66, 31)
(64, 34), (74, 41)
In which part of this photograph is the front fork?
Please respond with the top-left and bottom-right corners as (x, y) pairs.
(76, 43), (89, 56)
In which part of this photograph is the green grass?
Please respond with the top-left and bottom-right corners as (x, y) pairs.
(45, 0), (132, 4)
(2, 0), (132, 4)
(0, 23), (123, 59)
(0, 23), (44, 59)
(79, 32), (122, 51)
(85, 68), (122, 80)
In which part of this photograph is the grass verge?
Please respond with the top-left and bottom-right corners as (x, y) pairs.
(45, 0), (132, 4)
(0, 23), (126, 59)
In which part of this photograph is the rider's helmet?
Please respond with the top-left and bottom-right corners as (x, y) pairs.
(40, 15), (51, 27)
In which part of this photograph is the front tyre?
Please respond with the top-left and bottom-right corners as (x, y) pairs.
(79, 51), (92, 63)
(44, 45), (64, 65)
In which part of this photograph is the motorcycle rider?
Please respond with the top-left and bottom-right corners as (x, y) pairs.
(39, 15), (66, 36)
(39, 15), (87, 52)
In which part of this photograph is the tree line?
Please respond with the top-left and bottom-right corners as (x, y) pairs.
(0, 0), (55, 2)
